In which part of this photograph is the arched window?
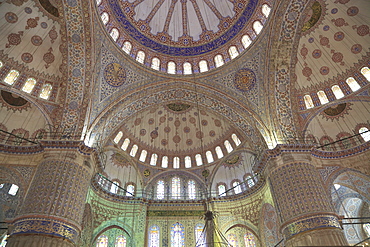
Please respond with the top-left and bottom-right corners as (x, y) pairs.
(253, 21), (263, 34)
(232, 134), (241, 146)
(188, 180), (196, 199)
(4, 70), (19, 85)
(363, 223), (370, 237)
(96, 0), (102, 6)
(172, 177), (181, 199)
(150, 153), (158, 166)
(110, 181), (119, 194)
(167, 61), (176, 74)
(361, 67), (370, 81)
(227, 233), (238, 247)
(22, 78), (36, 93)
(246, 175), (255, 187)
(262, 4), (271, 17)
(115, 235), (126, 247)
(304, 94), (314, 109)
(244, 232), (257, 247)
(218, 184), (226, 196)
(185, 156), (191, 168)
(195, 223), (205, 246)
(96, 235), (108, 247)
(101, 12), (109, 25)
(110, 28), (119, 41)
(215, 146), (224, 158)
(113, 131), (123, 144)
(122, 41), (132, 54)
(151, 57), (160, 70)
(149, 225), (160, 247)
(0, 61), (3, 68)
(346, 77), (361, 92)
(39, 83), (52, 100)
(8, 184), (19, 196)
(331, 85), (344, 99)
(195, 154), (203, 166)
(126, 184), (135, 196)
(173, 157), (180, 169)
(121, 138), (130, 151)
(206, 151), (214, 163)
(183, 62), (192, 75)
(334, 184), (341, 190)
(214, 54), (224, 68)
(359, 127), (370, 142)
(233, 181), (242, 194)
(129, 144), (138, 157)
(224, 140), (233, 153)
(199, 60), (208, 73)
(228, 46), (239, 59)
(242, 35), (252, 49)
(162, 156), (168, 168)
(157, 180), (165, 199)
(136, 51), (145, 64)
(317, 90), (329, 104)
(171, 222), (185, 247)
(139, 150), (147, 162)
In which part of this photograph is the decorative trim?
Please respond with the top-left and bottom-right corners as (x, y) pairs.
(147, 210), (204, 217)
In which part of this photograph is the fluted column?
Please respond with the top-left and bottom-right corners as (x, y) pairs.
(6, 142), (95, 247)
(267, 148), (347, 246)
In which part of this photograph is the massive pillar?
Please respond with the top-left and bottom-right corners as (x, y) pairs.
(6, 142), (95, 247)
(267, 147), (347, 246)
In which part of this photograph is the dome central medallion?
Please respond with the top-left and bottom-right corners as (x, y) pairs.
(109, 0), (258, 56)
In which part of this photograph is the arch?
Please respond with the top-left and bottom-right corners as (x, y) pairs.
(148, 225), (160, 247)
(39, 83), (52, 100)
(214, 54), (224, 68)
(122, 41), (132, 54)
(262, 4), (271, 17)
(113, 131), (123, 144)
(101, 12), (109, 25)
(4, 70), (19, 85)
(228, 46), (239, 59)
(151, 57), (160, 70)
(22, 78), (37, 93)
(253, 21), (263, 34)
(136, 51), (145, 64)
(183, 62), (192, 75)
(171, 222), (185, 247)
(199, 60), (208, 72)
(167, 61), (176, 74)
(110, 28), (119, 41)
(331, 85), (344, 99)
(241, 35), (252, 49)
(346, 77), (361, 92)
(361, 67), (370, 81)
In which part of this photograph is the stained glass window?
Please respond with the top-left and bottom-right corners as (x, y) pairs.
(346, 77), (361, 92)
(157, 180), (165, 199)
(241, 35), (252, 49)
(227, 233), (238, 247)
(173, 157), (180, 169)
(172, 177), (181, 199)
(228, 46), (239, 59)
(110, 28), (119, 41)
(244, 232), (256, 247)
(218, 184), (226, 196)
(101, 12), (109, 25)
(171, 222), (185, 247)
(115, 235), (126, 247)
(233, 181), (242, 194)
(188, 180), (196, 199)
(110, 181), (119, 194)
(253, 21), (263, 34)
(150, 153), (158, 166)
(206, 151), (214, 163)
(129, 144), (138, 157)
(151, 57), (160, 70)
(361, 67), (370, 81)
(199, 60), (208, 73)
(8, 184), (19, 196)
(183, 62), (192, 75)
(136, 51), (145, 64)
(215, 146), (224, 158)
(331, 85), (344, 99)
(232, 134), (241, 146)
(168, 61), (176, 74)
(39, 83), (52, 100)
(121, 138), (130, 151)
(4, 70), (19, 85)
(113, 131), (123, 144)
(214, 55), (224, 68)
(195, 223), (205, 246)
(139, 150), (147, 162)
(22, 78), (36, 93)
(304, 95), (314, 109)
(149, 225), (160, 247)
(262, 4), (271, 17)
(122, 41), (132, 54)
(126, 184), (134, 196)
(224, 140), (233, 153)
(96, 235), (108, 247)
(359, 127), (370, 142)
(162, 156), (168, 168)
(317, 90), (329, 104)
(246, 176), (255, 187)
(195, 154), (203, 166)
(185, 156), (191, 168)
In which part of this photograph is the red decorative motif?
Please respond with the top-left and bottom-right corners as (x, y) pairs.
(43, 48), (55, 68)
(312, 49), (322, 59)
(331, 52), (344, 64)
(6, 31), (23, 48)
(334, 0), (349, 4)
(31, 35), (43, 46)
(21, 53), (33, 63)
(5, 12), (18, 23)
(319, 35), (330, 47)
(49, 26), (58, 43)
(355, 25), (369, 36)
(25, 17), (39, 29)
(320, 66), (329, 75)
(302, 67), (312, 77)
(332, 18), (348, 27)
(300, 46), (308, 59)
(347, 6), (359, 16)
(334, 31), (344, 41)
(351, 44), (362, 54)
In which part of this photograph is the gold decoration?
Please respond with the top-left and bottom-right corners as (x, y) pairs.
(166, 103), (191, 112)
(143, 169), (150, 177)
(225, 155), (239, 164)
(302, 1), (322, 32)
